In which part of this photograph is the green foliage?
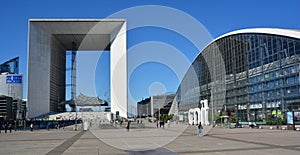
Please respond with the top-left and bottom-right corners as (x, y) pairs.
(160, 114), (174, 122)
(214, 114), (221, 124)
(230, 115), (237, 123)
(266, 114), (287, 125)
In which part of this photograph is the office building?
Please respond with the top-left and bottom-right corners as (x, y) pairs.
(171, 28), (300, 124)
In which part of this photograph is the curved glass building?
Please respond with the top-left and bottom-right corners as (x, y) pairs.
(171, 28), (300, 124)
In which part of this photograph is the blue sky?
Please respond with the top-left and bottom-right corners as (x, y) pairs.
(0, 0), (300, 113)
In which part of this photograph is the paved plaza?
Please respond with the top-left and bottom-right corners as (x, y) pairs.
(0, 123), (300, 155)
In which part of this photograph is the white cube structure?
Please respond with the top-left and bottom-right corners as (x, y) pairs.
(27, 19), (127, 118)
(188, 99), (209, 125)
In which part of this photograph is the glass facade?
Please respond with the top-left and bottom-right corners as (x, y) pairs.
(0, 57), (19, 74)
(175, 31), (300, 124)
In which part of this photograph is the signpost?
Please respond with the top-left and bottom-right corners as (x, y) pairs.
(6, 75), (22, 84)
(286, 111), (295, 130)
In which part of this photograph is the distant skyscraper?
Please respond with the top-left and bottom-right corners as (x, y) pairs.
(0, 57), (19, 74)
(0, 57), (22, 99)
(0, 57), (25, 120)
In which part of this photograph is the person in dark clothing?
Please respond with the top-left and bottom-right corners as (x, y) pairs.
(160, 120), (163, 128)
(126, 121), (131, 131)
(4, 123), (7, 133)
(30, 123), (34, 132)
(46, 122), (50, 131)
(162, 121), (165, 129)
(14, 120), (17, 131)
(8, 123), (12, 133)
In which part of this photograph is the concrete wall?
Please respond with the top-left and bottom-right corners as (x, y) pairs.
(27, 23), (52, 118)
(110, 22), (127, 118)
(28, 19), (127, 118)
(50, 36), (66, 112)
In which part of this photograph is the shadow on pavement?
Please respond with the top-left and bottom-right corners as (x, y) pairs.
(125, 147), (178, 155)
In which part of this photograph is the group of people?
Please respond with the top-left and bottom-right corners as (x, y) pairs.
(155, 120), (171, 129)
(0, 121), (35, 132)
(156, 120), (165, 128)
(0, 122), (13, 133)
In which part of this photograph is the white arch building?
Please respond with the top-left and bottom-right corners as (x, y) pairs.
(27, 19), (127, 118)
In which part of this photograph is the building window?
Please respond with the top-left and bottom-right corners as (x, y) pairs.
(286, 76), (296, 85)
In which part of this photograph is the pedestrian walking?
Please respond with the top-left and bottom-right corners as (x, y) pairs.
(46, 122), (50, 131)
(126, 121), (131, 132)
(30, 123), (34, 132)
(198, 122), (203, 136)
(8, 123), (12, 133)
(4, 123), (7, 133)
(57, 122), (60, 130)
(14, 120), (17, 131)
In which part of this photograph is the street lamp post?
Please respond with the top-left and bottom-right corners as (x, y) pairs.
(158, 108), (161, 121)
(75, 106), (78, 131)
(198, 99), (201, 124)
(235, 104), (238, 127)
(211, 99), (214, 126)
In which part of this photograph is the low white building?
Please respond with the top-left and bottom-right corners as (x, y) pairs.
(0, 73), (23, 100)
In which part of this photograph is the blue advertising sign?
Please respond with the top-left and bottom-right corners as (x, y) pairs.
(295, 112), (300, 125)
(287, 112), (293, 124)
(6, 75), (22, 84)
